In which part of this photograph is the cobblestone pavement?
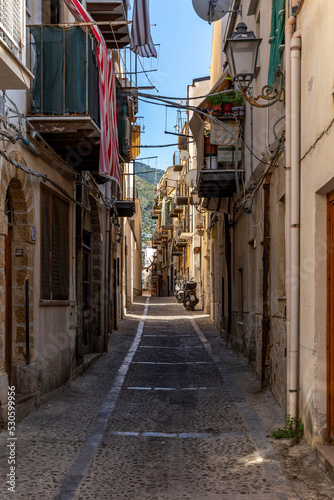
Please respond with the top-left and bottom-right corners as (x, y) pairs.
(1, 297), (334, 499)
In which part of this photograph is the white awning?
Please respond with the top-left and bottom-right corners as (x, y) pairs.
(189, 113), (204, 169)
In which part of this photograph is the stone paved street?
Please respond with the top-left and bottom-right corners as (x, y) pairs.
(1, 297), (334, 499)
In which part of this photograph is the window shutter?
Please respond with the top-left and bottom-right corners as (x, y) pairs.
(268, 0), (285, 86)
(41, 188), (51, 300)
(51, 194), (69, 300)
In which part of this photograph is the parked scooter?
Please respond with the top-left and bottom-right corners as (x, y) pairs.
(174, 279), (185, 303)
(183, 279), (199, 310)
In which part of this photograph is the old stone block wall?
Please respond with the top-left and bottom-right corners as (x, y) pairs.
(0, 155), (36, 385)
(228, 159), (287, 408)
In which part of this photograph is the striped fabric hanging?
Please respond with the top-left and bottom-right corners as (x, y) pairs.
(63, 0), (121, 186)
(130, 0), (157, 58)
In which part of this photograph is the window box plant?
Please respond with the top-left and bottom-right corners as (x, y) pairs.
(207, 87), (244, 114)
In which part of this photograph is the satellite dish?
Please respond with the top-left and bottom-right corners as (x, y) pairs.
(192, 0), (232, 23)
(180, 151), (190, 162)
(184, 169), (197, 188)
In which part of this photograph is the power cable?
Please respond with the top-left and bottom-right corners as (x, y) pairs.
(0, 149), (85, 208)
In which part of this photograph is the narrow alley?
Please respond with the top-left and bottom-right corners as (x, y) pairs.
(1, 298), (333, 499)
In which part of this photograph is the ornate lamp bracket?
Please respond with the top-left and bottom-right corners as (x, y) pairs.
(241, 71), (285, 108)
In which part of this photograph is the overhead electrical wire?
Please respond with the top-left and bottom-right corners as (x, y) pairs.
(0, 92), (112, 210)
(126, 90), (283, 170)
(0, 148), (85, 208)
(131, 88), (286, 214)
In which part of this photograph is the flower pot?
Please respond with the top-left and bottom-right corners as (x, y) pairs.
(211, 104), (222, 112)
(204, 136), (217, 156)
(222, 103), (232, 113)
(205, 156), (218, 170)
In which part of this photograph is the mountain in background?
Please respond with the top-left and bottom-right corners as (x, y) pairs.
(135, 162), (164, 186)
(135, 162), (164, 238)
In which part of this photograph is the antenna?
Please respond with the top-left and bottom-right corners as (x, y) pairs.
(192, 0), (239, 24)
(184, 169), (197, 189)
(180, 151), (190, 162)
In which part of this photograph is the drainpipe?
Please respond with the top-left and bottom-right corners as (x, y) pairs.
(285, 12), (296, 415)
(224, 213), (232, 343)
(290, 29), (302, 419)
(262, 174), (271, 387)
(105, 181), (111, 353)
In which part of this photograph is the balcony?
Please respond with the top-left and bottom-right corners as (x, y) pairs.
(151, 209), (159, 220)
(86, 0), (130, 49)
(151, 202), (162, 219)
(161, 201), (176, 228)
(0, 2), (33, 89)
(173, 151), (183, 172)
(115, 170), (136, 217)
(27, 26), (100, 172)
(172, 248), (183, 256)
(175, 240), (188, 248)
(198, 146), (243, 198)
(175, 195), (188, 206)
(169, 203), (183, 218)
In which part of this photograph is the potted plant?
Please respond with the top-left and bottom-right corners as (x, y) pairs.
(232, 91), (245, 116)
(206, 94), (223, 112)
(204, 129), (217, 156)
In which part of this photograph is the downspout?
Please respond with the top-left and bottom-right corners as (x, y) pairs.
(262, 174), (272, 387)
(224, 213), (232, 343)
(104, 181), (111, 352)
(285, 12), (296, 415)
(290, 29), (302, 419)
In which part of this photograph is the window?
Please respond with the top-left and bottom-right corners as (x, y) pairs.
(41, 187), (69, 300)
(268, 0), (285, 85)
(42, 0), (60, 25)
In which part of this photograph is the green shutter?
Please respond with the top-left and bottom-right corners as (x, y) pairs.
(268, 0), (285, 86)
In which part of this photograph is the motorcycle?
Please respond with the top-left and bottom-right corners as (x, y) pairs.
(174, 279), (185, 303)
(183, 280), (199, 311)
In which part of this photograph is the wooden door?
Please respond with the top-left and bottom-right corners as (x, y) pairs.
(83, 248), (92, 354)
(5, 227), (12, 385)
(327, 192), (334, 442)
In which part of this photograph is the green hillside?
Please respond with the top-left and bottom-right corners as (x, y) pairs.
(136, 175), (157, 237)
(135, 163), (164, 238)
(135, 162), (164, 185)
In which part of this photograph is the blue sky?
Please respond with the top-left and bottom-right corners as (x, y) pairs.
(131, 1), (213, 172)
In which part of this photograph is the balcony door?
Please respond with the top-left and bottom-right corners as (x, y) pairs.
(5, 226), (12, 385)
(83, 232), (92, 354)
(327, 192), (334, 442)
(43, 0), (60, 25)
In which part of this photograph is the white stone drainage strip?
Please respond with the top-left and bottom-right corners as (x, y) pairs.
(54, 297), (150, 500)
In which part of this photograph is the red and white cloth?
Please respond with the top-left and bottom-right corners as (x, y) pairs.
(63, 0), (120, 186)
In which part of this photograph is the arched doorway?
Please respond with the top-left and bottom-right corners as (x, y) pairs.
(1, 155), (35, 392)
(5, 189), (13, 384)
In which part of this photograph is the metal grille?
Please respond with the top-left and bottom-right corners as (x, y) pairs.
(0, 0), (22, 53)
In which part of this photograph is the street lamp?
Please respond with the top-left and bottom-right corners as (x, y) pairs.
(225, 23), (285, 108)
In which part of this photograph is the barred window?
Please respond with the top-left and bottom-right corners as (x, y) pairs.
(41, 187), (69, 300)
